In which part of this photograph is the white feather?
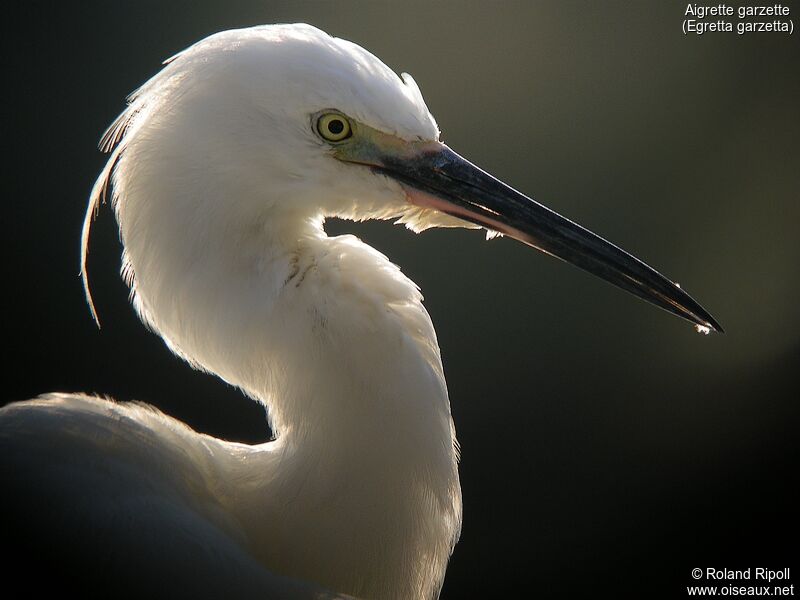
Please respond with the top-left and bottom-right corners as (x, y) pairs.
(18, 24), (466, 600)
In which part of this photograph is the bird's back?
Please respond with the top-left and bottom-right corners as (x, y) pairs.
(0, 394), (349, 599)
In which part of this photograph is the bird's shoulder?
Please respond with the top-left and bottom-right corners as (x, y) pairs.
(0, 393), (350, 599)
(0, 393), (216, 500)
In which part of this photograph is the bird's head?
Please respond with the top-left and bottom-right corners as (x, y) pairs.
(84, 23), (721, 333)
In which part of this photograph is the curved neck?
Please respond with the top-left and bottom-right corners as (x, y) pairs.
(121, 207), (462, 599)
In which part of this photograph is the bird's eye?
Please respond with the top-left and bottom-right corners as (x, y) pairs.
(317, 113), (352, 142)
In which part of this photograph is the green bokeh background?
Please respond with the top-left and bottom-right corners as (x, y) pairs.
(4, 1), (798, 597)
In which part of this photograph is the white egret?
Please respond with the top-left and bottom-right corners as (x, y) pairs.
(0, 24), (721, 599)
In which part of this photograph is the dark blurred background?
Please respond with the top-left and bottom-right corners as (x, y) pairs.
(3, 1), (798, 597)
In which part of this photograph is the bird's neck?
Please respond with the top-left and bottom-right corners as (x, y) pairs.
(122, 209), (462, 599)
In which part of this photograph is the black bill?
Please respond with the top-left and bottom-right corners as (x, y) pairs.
(374, 143), (723, 333)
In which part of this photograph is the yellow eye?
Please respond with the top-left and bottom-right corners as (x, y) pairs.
(317, 113), (352, 142)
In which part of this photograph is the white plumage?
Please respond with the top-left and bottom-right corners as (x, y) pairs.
(8, 24), (461, 600)
(0, 22), (721, 600)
